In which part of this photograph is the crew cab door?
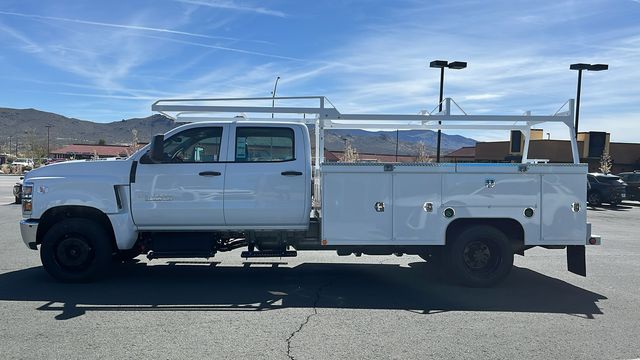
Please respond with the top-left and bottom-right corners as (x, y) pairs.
(224, 125), (309, 228)
(131, 125), (228, 227)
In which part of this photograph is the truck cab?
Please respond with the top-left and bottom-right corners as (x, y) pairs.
(131, 121), (311, 230)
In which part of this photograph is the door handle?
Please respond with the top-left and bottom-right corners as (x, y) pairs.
(281, 171), (303, 176)
(199, 171), (222, 176)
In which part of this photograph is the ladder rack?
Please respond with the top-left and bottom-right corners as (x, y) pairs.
(151, 96), (580, 165)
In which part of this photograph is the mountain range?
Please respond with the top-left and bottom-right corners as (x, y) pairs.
(0, 107), (475, 156)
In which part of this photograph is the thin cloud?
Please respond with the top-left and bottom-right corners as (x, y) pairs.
(0, 10), (266, 44)
(54, 92), (157, 101)
(175, 0), (286, 17)
(464, 93), (505, 101)
(136, 34), (305, 61)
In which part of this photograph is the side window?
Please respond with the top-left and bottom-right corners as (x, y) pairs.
(235, 127), (294, 162)
(162, 127), (222, 163)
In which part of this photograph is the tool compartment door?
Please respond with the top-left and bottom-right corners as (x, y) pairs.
(321, 165), (392, 245)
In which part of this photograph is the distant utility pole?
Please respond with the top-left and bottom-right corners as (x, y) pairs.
(395, 130), (399, 162)
(45, 125), (53, 157)
(271, 76), (280, 119)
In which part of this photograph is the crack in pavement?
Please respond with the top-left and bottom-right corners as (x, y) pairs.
(285, 282), (330, 360)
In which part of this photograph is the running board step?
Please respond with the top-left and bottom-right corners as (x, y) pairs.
(241, 250), (297, 258)
(147, 250), (215, 260)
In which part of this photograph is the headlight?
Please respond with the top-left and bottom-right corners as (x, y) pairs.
(22, 183), (33, 215)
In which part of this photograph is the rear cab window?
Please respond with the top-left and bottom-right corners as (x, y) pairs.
(235, 127), (294, 162)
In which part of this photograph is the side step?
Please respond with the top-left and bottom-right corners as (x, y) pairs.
(147, 250), (215, 260)
(241, 250), (297, 258)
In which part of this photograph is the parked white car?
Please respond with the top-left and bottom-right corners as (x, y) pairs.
(12, 158), (34, 168)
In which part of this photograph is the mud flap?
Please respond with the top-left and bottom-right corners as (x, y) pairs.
(567, 245), (586, 276)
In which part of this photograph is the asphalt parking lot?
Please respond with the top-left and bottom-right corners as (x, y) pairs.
(0, 174), (639, 359)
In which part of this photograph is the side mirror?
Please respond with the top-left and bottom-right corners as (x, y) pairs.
(149, 134), (165, 163)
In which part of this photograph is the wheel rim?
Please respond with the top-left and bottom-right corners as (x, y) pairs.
(463, 239), (500, 274)
(588, 193), (599, 204)
(55, 236), (94, 270)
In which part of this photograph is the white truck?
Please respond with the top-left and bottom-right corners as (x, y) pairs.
(19, 96), (600, 286)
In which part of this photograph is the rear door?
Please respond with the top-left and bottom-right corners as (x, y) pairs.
(131, 125), (228, 227)
(224, 125), (309, 228)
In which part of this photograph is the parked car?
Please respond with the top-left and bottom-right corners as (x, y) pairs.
(12, 158), (34, 168)
(13, 176), (24, 204)
(617, 170), (640, 201)
(587, 173), (627, 206)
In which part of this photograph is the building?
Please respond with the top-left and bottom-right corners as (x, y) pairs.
(51, 144), (133, 160)
(442, 146), (476, 163)
(448, 130), (640, 174)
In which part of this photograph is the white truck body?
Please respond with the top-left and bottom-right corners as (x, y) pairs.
(322, 163), (587, 246)
(19, 96), (600, 286)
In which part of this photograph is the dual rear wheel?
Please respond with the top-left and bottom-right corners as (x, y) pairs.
(422, 225), (514, 287)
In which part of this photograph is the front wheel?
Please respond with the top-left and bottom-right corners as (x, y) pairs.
(40, 218), (113, 282)
(445, 225), (514, 287)
(15, 196), (21, 204)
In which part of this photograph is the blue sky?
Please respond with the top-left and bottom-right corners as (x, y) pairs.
(0, 0), (639, 141)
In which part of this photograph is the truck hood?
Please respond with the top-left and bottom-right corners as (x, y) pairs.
(25, 158), (132, 184)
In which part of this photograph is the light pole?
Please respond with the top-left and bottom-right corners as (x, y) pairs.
(45, 125), (53, 158)
(271, 76), (280, 119)
(569, 63), (608, 137)
(429, 60), (467, 162)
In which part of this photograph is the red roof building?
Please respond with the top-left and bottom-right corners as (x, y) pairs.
(51, 144), (132, 159)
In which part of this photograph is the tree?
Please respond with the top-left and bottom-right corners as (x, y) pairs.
(340, 140), (359, 162)
(415, 141), (431, 162)
(599, 151), (612, 174)
(97, 139), (106, 145)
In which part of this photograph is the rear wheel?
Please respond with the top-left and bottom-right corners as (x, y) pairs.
(587, 192), (602, 206)
(40, 218), (113, 282)
(445, 225), (513, 287)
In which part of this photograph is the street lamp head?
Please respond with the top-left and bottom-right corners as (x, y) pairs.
(429, 60), (448, 68)
(447, 61), (467, 70)
(570, 63), (591, 71)
(588, 64), (608, 71)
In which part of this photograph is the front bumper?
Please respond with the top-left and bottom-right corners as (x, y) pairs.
(20, 219), (39, 250)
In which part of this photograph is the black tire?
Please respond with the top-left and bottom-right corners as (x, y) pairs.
(15, 196), (21, 204)
(40, 218), (113, 282)
(587, 192), (602, 206)
(445, 225), (514, 287)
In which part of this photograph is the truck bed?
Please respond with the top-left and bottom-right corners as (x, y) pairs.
(320, 162), (588, 246)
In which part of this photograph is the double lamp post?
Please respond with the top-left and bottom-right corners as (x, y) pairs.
(427, 60), (608, 162)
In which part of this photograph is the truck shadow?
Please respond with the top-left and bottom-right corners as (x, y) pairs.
(0, 262), (606, 320)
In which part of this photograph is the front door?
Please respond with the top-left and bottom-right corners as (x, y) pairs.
(131, 125), (228, 228)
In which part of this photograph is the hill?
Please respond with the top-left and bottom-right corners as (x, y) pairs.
(0, 107), (475, 157)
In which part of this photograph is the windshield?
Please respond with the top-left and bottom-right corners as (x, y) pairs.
(596, 176), (624, 184)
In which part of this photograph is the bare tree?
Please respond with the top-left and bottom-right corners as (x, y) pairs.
(340, 140), (359, 162)
(415, 141), (431, 162)
(599, 151), (612, 174)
